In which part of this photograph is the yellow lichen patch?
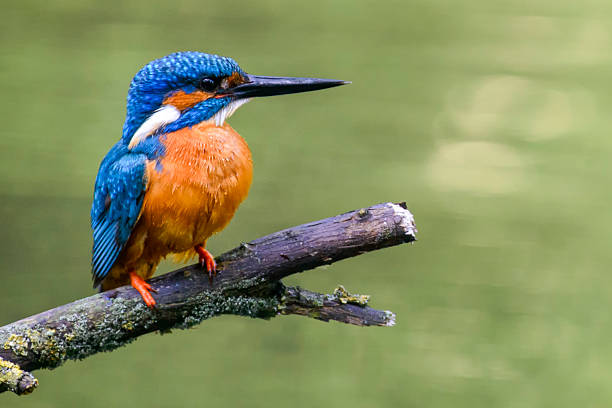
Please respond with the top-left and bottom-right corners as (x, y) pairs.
(333, 285), (370, 306)
(122, 322), (134, 331)
(0, 357), (23, 382)
(0, 357), (38, 395)
(3, 328), (66, 366)
(32, 329), (64, 365)
(3, 333), (29, 357)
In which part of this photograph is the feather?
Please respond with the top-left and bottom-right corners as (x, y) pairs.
(90, 148), (148, 286)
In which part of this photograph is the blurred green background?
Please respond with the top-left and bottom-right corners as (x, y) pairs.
(2, 0), (612, 406)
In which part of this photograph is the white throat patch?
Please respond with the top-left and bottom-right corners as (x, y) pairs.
(210, 98), (251, 127)
(128, 105), (180, 150)
(128, 98), (250, 150)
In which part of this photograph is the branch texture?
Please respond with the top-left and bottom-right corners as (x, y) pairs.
(0, 202), (416, 395)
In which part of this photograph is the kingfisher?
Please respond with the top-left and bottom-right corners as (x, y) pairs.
(90, 51), (347, 307)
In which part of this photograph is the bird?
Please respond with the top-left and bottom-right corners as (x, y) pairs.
(90, 51), (347, 307)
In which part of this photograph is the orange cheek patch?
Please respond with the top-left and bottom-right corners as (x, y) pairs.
(163, 90), (212, 111)
(218, 72), (248, 92)
(227, 72), (247, 87)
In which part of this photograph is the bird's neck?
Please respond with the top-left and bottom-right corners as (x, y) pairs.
(122, 98), (231, 145)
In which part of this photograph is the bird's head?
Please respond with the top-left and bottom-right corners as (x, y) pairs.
(123, 51), (348, 149)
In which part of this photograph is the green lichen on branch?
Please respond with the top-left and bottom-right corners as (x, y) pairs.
(0, 284), (393, 395)
(0, 289), (282, 374)
(280, 286), (325, 307)
(167, 291), (280, 329)
(0, 298), (149, 369)
(279, 285), (392, 326)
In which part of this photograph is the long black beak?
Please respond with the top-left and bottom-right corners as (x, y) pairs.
(225, 74), (349, 99)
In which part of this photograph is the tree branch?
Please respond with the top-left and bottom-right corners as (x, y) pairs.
(0, 202), (416, 395)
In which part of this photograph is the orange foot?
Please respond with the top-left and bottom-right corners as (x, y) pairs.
(130, 271), (157, 308)
(195, 244), (217, 282)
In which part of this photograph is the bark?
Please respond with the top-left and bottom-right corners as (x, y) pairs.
(0, 202), (416, 395)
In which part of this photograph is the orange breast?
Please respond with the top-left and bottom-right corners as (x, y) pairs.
(139, 121), (252, 261)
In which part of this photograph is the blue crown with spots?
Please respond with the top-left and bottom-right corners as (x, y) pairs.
(122, 52), (243, 141)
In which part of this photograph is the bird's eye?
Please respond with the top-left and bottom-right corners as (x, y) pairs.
(198, 77), (219, 92)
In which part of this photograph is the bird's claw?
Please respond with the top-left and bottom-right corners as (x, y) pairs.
(129, 271), (157, 308)
(195, 245), (217, 284)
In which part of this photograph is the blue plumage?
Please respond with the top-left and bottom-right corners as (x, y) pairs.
(91, 142), (147, 286)
(162, 96), (231, 133)
(91, 52), (243, 287)
(90, 51), (346, 301)
(121, 51), (242, 142)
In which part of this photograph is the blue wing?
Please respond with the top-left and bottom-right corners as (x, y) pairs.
(90, 142), (148, 287)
